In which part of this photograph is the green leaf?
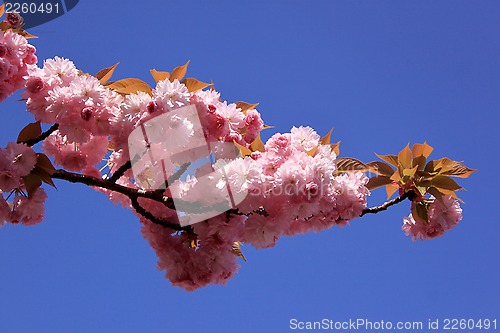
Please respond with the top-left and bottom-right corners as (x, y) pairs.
(17, 121), (42, 144)
(367, 161), (394, 176)
(150, 69), (170, 83)
(375, 153), (399, 168)
(170, 60), (190, 82)
(366, 175), (393, 190)
(95, 62), (119, 84)
(431, 175), (462, 191)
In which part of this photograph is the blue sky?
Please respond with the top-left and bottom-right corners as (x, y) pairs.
(1, 1), (499, 332)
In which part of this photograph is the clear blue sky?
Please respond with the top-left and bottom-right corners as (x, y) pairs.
(1, 1), (499, 332)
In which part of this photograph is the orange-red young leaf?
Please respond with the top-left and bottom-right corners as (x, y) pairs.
(36, 154), (56, 175)
(412, 202), (428, 225)
(412, 142), (433, 158)
(403, 165), (418, 178)
(330, 141), (341, 156)
(412, 155), (427, 171)
(235, 101), (259, 115)
(335, 158), (368, 173)
(0, 3), (5, 17)
(398, 144), (413, 169)
(33, 166), (56, 188)
(234, 141), (252, 157)
(231, 242), (247, 262)
(249, 133), (266, 153)
(431, 175), (462, 191)
(95, 62), (119, 84)
(170, 60), (190, 82)
(17, 121), (42, 144)
(306, 145), (319, 157)
(106, 78), (152, 95)
(319, 128), (334, 145)
(22, 174), (42, 197)
(182, 78), (212, 92)
(367, 161), (394, 176)
(150, 69), (170, 83)
(386, 184), (399, 199)
(427, 187), (444, 204)
(366, 175), (393, 190)
(375, 153), (398, 168)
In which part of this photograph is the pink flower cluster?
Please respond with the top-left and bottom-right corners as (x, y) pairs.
(22, 56), (265, 177)
(0, 30), (36, 101)
(402, 195), (462, 241)
(0, 142), (47, 226)
(139, 126), (370, 290)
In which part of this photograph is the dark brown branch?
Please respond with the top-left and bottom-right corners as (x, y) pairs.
(109, 160), (132, 182)
(52, 169), (176, 208)
(130, 197), (183, 231)
(360, 191), (411, 217)
(24, 123), (59, 147)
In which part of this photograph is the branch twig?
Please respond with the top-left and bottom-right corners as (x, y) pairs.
(109, 161), (132, 182)
(360, 191), (410, 217)
(24, 123), (59, 147)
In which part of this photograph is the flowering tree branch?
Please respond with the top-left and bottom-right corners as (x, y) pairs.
(360, 191), (411, 217)
(22, 123), (59, 147)
(0, 13), (474, 291)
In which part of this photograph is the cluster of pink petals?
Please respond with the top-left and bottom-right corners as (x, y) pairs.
(402, 195), (462, 241)
(0, 142), (47, 226)
(0, 30), (36, 101)
(138, 127), (370, 290)
(21, 55), (265, 176)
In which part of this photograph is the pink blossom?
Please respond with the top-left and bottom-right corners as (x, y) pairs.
(153, 79), (190, 112)
(290, 126), (320, 152)
(403, 195), (462, 241)
(11, 188), (48, 225)
(0, 142), (37, 177)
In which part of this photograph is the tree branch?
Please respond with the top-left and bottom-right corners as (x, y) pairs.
(52, 169), (176, 208)
(360, 191), (411, 217)
(109, 160), (132, 182)
(24, 123), (59, 147)
(130, 197), (183, 231)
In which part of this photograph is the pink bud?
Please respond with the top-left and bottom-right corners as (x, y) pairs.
(146, 100), (157, 113)
(25, 77), (44, 94)
(6, 13), (24, 29)
(0, 43), (7, 58)
(208, 104), (217, 113)
(81, 106), (94, 121)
